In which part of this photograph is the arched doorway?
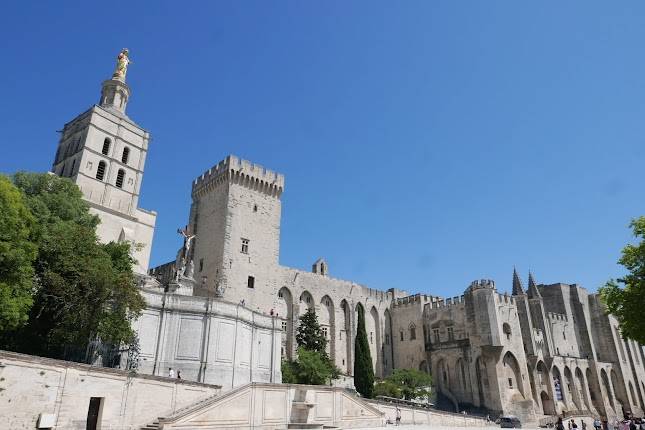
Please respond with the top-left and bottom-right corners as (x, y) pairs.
(541, 391), (556, 415)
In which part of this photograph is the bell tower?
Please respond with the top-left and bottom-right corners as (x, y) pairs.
(51, 49), (157, 274)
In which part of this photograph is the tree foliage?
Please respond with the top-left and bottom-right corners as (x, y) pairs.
(0, 175), (37, 330)
(282, 348), (339, 386)
(601, 216), (645, 344)
(376, 368), (433, 401)
(281, 308), (339, 385)
(0, 172), (144, 359)
(296, 308), (328, 355)
(354, 305), (374, 398)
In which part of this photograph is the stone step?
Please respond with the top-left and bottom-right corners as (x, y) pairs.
(288, 423), (324, 429)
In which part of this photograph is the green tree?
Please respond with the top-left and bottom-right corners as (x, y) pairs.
(281, 308), (340, 385)
(287, 348), (339, 385)
(354, 305), (374, 398)
(373, 378), (402, 399)
(601, 216), (645, 344)
(1, 173), (145, 358)
(295, 308), (328, 354)
(382, 368), (433, 400)
(0, 175), (37, 330)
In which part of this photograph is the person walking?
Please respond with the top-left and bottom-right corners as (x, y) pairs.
(557, 417), (565, 430)
(177, 370), (182, 380)
(395, 407), (401, 426)
(168, 367), (175, 378)
(594, 418), (602, 430)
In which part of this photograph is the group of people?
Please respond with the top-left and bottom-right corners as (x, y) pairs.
(556, 416), (645, 430)
(168, 367), (182, 380)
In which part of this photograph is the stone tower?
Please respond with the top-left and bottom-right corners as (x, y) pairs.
(51, 50), (156, 274)
(188, 156), (285, 305)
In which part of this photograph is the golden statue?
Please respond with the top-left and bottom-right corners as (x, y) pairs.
(112, 48), (131, 81)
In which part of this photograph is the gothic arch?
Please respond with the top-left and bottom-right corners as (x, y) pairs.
(369, 306), (381, 376)
(574, 367), (590, 410)
(502, 351), (525, 398)
(383, 309), (393, 375)
(611, 368), (630, 413)
(586, 368), (604, 414)
(564, 366), (581, 409)
(475, 356), (489, 408)
(277, 287), (294, 360)
(320, 295), (335, 358)
(601, 369), (615, 410)
(339, 299), (352, 374)
(299, 290), (314, 315)
(536, 361), (549, 388)
(541, 391), (556, 415)
(629, 382), (637, 409)
(552, 365), (565, 405)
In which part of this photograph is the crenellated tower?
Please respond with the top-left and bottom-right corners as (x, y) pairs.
(188, 155), (285, 304)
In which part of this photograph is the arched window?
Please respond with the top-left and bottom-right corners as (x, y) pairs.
(102, 138), (111, 155)
(96, 161), (106, 181)
(503, 323), (512, 340)
(116, 169), (125, 188)
(409, 324), (417, 340)
(121, 147), (130, 164)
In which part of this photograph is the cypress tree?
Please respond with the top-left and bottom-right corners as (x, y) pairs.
(353, 305), (374, 398)
(296, 308), (327, 354)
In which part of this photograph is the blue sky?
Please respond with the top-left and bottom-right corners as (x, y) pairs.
(1, 1), (644, 297)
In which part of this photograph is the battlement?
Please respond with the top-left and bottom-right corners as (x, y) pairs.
(495, 292), (516, 305)
(469, 279), (496, 290)
(392, 293), (436, 308)
(547, 312), (568, 322)
(192, 155), (285, 198)
(425, 295), (466, 310)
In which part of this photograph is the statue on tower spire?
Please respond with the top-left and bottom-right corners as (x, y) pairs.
(112, 48), (131, 81)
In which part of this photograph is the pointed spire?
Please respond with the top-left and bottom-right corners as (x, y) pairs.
(512, 267), (525, 295)
(527, 270), (542, 299)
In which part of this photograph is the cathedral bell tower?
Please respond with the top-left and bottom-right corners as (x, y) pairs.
(51, 49), (157, 274)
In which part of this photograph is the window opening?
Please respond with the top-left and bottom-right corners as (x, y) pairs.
(96, 161), (106, 180)
(116, 169), (125, 188)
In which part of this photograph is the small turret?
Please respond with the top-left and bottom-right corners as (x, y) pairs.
(312, 258), (328, 276)
(512, 267), (525, 295)
(527, 271), (542, 299)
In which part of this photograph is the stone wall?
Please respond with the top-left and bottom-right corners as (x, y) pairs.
(155, 382), (385, 430)
(368, 399), (491, 427)
(134, 289), (283, 389)
(0, 350), (221, 430)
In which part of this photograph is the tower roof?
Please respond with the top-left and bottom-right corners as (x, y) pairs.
(527, 271), (542, 299)
(512, 267), (525, 295)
